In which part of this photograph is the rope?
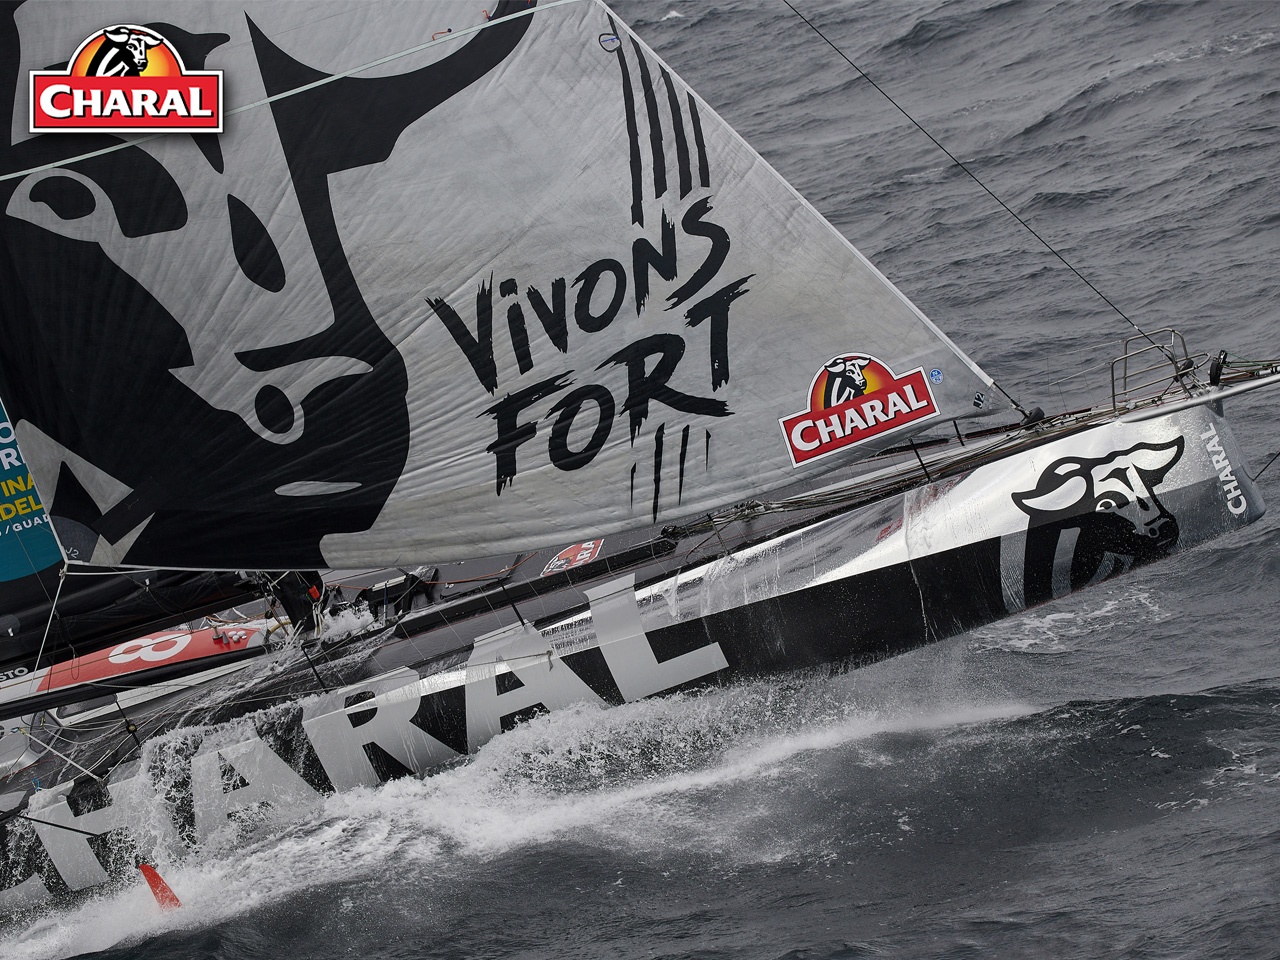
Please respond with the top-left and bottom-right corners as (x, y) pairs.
(30, 565), (67, 674)
(1251, 449), (1280, 483)
(18, 815), (104, 839)
(12, 727), (104, 783)
(779, 0), (1163, 354)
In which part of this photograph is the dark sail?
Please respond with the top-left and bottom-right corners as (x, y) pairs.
(0, 400), (258, 684)
(0, 565), (259, 682)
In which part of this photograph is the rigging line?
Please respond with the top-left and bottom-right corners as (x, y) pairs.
(779, 0), (1162, 356)
(12, 525), (57, 605)
(114, 700), (143, 753)
(17, 815), (105, 840)
(30, 565), (68, 676)
(1251, 449), (1280, 482)
(13, 727), (103, 783)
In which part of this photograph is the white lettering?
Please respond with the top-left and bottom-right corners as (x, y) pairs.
(861, 398), (888, 424)
(0, 449), (19, 470)
(26, 768), (159, 891)
(886, 391), (910, 416)
(190, 736), (320, 842)
(188, 86), (213, 117)
(465, 621), (605, 749)
(71, 87), (99, 116)
(38, 84), (72, 118)
(815, 413), (843, 444)
(101, 88), (130, 116)
(301, 667), (458, 790)
(790, 420), (820, 452)
(131, 88), (159, 116)
(585, 575), (728, 701)
(158, 87), (189, 117)
(1203, 422), (1247, 514)
(842, 406), (868, 433)
(903, 383), (931, 410)
(108, 633), (191, 665)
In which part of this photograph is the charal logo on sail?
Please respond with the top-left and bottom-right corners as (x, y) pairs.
(780, 355), (939, 466)
(29, 25), (223, 133)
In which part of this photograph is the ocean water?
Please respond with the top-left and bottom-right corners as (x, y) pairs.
(5, 0), (1280, 957)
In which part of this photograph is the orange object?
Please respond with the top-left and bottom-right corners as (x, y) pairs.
(140, 863), (181, 910)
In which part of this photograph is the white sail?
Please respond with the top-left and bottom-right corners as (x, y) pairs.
(0, 0), (1007, 569)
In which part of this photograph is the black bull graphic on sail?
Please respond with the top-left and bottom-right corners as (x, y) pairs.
(0, 2), (533, 569)
(0, 412), (1261, 905)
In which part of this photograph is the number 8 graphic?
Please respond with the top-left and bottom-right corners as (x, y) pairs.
(108, 633), (191, 665)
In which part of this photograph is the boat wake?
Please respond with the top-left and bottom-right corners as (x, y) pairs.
(969, 589), (1168, 655)
(0, 672), (1035, 960)
(5, 669), (1279, 960)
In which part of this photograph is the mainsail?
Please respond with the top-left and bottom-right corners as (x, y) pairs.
(0, 0), (1008, 571)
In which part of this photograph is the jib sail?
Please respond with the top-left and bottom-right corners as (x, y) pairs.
(0, 0), (1007, 571)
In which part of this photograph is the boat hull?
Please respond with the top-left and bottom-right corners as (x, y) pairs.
(0, 403), (1264, 906)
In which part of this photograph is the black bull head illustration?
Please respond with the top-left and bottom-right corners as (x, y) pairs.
(821, 355), (869, 407)
(87, 27), (164, 77)
(0, 2), (534, 569)
(1011, 437), (1184, 604)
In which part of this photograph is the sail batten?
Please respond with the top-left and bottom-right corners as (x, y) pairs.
(1, 0), (1007, 570)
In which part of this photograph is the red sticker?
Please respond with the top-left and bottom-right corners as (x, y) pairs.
(542, 539), (604, 576)
(37, 626), (258, 692)
(780, 354), (938, 466)
(30, 25), (223, 134)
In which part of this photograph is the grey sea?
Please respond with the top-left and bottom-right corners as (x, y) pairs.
(4, 0), (1280, 957)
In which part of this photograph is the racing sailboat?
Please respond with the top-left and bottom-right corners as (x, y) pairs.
(1, 0), (1277, 908)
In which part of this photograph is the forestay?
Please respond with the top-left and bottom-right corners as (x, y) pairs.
(0, 0), (1006, 570)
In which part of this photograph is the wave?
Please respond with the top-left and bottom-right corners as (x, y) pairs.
(5, 665), (1279, 959)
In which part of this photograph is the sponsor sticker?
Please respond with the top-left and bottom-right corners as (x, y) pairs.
(29, 25), (223, 133)
(779, 354), (939, 466)
(37, 626), (255, 692)
(542, 539), (604, 576)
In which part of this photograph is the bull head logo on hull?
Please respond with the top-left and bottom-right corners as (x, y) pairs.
(1012, 438), (1184, 605)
